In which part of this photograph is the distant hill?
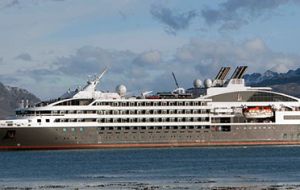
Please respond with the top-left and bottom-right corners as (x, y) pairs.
(0, 82), (40, 119)
(244, 68), (300, 98)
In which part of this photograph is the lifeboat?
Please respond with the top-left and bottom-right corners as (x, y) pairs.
(243, 106), (274, 118)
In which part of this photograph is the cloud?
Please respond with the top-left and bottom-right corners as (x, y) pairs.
(2, 39), (300, 99)
(25, 69), (56, 81)
(19, 47), (163, 96)
(150, 4), (197, 35)
(11, 47), (168, 98)
(243, 38), (267, 53)
(133, 50), (162, 66)
(0, 0), (19, 9)
(118, 10), (128, 20)
(54, 46), (136, 76)
(0, 75), (20, 84)
(174, 38), (300, 77)
(201, 0), (297, 30)
(0, 0), (65, 9)
(15, 53), (32, 61)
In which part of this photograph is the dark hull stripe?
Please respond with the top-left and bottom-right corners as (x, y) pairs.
(2, 141), (300, 150)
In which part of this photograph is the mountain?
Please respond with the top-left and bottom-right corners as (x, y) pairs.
(0, 82), (40, 119)
(244, 68), (300, 98)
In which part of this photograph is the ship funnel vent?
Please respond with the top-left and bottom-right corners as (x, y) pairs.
(214, 67), (231, 80)
(230, 66), (248, 79)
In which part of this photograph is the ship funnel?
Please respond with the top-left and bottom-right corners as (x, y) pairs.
(230, 66), (248, 79)
(215, 67), (231, 80)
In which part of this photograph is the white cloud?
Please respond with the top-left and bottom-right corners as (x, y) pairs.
(201, 0), (299, 30)
(243, 38), (267, 53)
(269, 57), (298, 73)
(174, 38), (300, 77)
(2, 37), (300, 99)
(133, 50), (162, 66)
(15, 53), (32, 61)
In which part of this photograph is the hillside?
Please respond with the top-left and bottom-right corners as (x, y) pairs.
(0, 82), (40, 119)
(244, 68), (300, 98)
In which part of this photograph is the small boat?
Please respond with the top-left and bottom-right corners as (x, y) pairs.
(243, 106), (274, 118)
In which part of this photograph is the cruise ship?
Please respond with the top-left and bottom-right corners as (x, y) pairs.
(0, 66), (300, 150)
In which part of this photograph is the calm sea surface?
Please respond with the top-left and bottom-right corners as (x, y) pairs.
(1, 146), (300, 189)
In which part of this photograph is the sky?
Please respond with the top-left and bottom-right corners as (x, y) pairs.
(0, 0), (300, 99)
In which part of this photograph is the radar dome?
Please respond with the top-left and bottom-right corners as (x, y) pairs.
(116, 84), (127, 96)
(204, 79), (212, 88)
(193, 79), (202, 88)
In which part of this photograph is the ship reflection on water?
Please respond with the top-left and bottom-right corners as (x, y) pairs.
(0, 146), (300, 189)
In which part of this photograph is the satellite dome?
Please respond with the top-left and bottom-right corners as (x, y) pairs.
(193, 79), (202, 88)
(204, 79), (212, 88)
(116, 84), (127, 96)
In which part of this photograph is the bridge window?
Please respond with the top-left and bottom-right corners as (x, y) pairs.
(248, 92), (297, 102)
(55, 99), (93, 106)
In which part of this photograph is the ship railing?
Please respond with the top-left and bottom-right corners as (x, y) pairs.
(0, 120), (29, 127)
(16, 113), (65, 117)
(35, 98), (68, 107)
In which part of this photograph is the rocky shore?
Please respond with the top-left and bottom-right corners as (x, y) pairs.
(1, 181), (300, 190)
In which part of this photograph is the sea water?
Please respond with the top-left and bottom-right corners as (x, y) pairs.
(0, 146), (300, 189)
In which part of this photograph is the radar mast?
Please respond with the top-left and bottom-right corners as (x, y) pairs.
(82, 67), (108, 92)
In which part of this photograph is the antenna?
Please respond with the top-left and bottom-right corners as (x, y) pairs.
(172, 72), (179, 88)
(141, 91), (153, 97)
(82, 67), (108, 92)
(96, 67), (108, 83)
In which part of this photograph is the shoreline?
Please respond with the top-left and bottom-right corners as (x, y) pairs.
(1, 180), (300, 190)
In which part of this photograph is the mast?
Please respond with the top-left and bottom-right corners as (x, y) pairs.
(82, 67), (108, 92)
(172, 72), (180, 89)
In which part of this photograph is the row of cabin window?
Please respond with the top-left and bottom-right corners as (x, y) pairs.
(62, 127), (84, 132)
(53, 110), (96, 115)
(56, 109), (209, 115)
(98, 125), (211, 131)
(17, 110), (96, 116)
(37, 119), (50, 123)
(97, 109), (209, 115)
(30, 109), (210, 116)
(54, 117), (210, 123)
(94, 101), (207, 107)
